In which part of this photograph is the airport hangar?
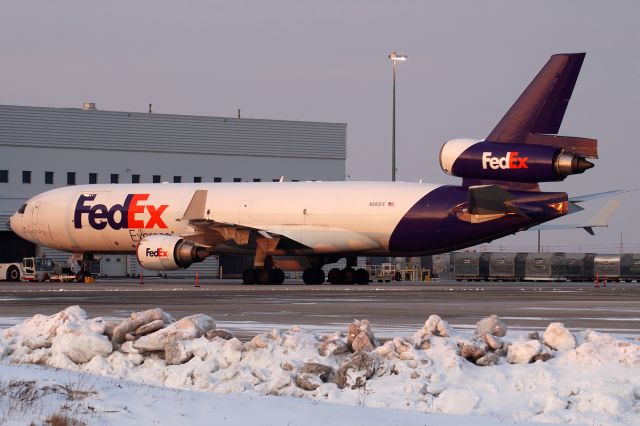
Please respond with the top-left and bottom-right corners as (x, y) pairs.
(0, 103), (346, 277)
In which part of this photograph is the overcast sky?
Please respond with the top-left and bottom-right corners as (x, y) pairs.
(1, 1), (638, 252)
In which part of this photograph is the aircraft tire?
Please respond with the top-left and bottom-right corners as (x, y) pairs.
(256, 269), (272, 285)
(303, 268), (325, 285)
(7, 266), (20, 282)
(341, 267), (356, 285)
(272, 268), (285, 284)
(327, 268), (341, 285)
(355, 268), (369, 285)
(302, 268), (314, 285)
(242, 268), (258, 285)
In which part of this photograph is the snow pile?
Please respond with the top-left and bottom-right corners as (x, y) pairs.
(2, 307), (640, 425)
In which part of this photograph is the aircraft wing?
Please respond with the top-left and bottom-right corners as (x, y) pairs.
(569, 188), (637, 203)
(178, 190), (380, 253)
(530, 199), (620, 235)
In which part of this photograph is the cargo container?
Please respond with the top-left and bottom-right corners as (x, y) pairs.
(564, 253), (587, 281)
(488, 252), (526, 281)
(452, 252), (490, 280)
(593, 254), (621, 281)
(524, 252), (566, 281)
(620, 253), (640, 282)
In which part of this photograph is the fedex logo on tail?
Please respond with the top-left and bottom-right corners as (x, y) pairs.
(74, 194), (169, 230)
(482, 152), (528, 170)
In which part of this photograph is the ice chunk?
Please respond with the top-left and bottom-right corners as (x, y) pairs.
(5, 306), (88, 350)
(133, 314), (215, 352)
(543, 322), (576, 351)
(112, 308), (174, 344)
(51, 332), (113, 364)
(506, 338), (542, 364)
(475, 314), (507, 337)
(413, 314), (450, 342)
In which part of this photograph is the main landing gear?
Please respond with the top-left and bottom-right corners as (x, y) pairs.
(302, 267), (325, 285)
(302, 256), (370, 285)
(242, 267), (286, 285)
(240, 252), (370, 286)
(326, 267), (369, 285)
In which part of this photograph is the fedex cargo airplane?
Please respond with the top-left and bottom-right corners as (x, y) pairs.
(10, 53), (601, 284)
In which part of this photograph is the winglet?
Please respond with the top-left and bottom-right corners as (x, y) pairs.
(181, 190), (208, 220)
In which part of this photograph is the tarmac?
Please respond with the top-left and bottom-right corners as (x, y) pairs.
(1, 278), (639, 337)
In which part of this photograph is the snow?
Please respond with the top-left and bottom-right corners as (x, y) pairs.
(1, 306), (640, 425)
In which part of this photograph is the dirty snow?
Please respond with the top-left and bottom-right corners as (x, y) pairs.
(0, 306), (639, 425)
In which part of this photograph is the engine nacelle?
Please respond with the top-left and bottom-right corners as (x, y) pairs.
(439, 139), (593, 183)
(136, 235), (209, 271)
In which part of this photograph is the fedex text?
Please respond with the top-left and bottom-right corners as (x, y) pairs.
(481, 152), (528, 170)
(74, 194), (169, 230)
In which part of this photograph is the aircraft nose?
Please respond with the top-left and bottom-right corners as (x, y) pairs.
(9, 210), (25, 236)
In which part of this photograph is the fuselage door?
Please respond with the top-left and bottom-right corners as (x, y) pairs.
(239, 200), (252, 224)
(30, 201), (41, 225)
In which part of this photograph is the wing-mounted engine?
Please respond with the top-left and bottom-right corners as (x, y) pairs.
(439, 139), (594, 183)
(136, 234), (209, 271)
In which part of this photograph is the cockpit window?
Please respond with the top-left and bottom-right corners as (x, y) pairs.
(18, 204), (27, 214)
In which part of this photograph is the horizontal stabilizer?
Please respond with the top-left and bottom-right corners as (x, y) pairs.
(569, 188), (637, 203)
(524, 134), (597, 159)
(530, 199), (620, 235)
(468, 185), (528, 217)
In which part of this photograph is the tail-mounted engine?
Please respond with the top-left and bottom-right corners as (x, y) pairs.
(439, 139), (594, 183)
(136, 235), (209, 271)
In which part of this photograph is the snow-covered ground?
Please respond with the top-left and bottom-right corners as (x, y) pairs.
(1, 306), (639, 425)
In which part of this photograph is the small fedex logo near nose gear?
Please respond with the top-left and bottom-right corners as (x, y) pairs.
(74, 194), (169, 230)
(145, 247), (168, 257)
(482, 152), (528, 170)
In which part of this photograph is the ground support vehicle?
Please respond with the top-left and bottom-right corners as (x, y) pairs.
(0, 257), (55, 282)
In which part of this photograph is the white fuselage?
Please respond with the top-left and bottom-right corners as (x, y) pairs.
(10, 182), (442, 256)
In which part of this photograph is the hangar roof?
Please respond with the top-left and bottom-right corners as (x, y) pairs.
(0, 104), (346, 160)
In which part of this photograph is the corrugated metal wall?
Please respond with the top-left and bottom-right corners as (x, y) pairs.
(0, 105), (346, 160)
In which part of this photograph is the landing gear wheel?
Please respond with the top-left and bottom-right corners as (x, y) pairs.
(313, 268), (325, 284)
(7, 266), (20, 282)
(242, 268), (257, 285)
(328, 268), (342, 285)
(356, 268), (370, 285)
(341, 267), (356, 285)
(303, 268), (325, 285)
(272, 268), (285, 284)
(256, 269), (272, 285)
(302, 268), (314, 285)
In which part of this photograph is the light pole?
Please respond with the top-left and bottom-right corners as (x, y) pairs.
(389, 51), (407, 182)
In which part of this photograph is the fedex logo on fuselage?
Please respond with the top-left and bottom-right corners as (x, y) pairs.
(481, 152), (528, 170)
(74, 194), (169, 230)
